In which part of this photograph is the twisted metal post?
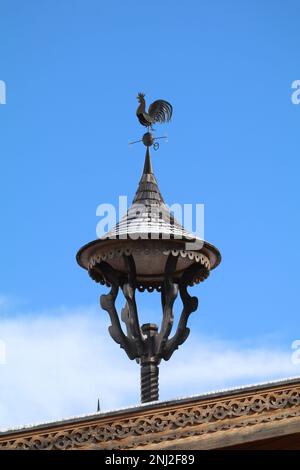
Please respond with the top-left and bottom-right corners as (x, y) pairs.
(140, 323), (159, 403)
(140, 362), (159, 403)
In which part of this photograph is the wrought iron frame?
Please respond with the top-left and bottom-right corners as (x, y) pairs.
(99, 253), (204, 403)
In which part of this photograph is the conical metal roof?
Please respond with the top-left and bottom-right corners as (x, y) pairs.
(104, 147), (196, 241)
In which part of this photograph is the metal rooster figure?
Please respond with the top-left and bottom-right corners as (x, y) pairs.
(131, 93), (173, 150)
(136, 92), (173, 129)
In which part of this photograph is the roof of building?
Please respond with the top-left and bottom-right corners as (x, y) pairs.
(1, 376), (300, 450)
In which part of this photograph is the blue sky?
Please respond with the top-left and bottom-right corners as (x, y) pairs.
(1, 0), (300, 427)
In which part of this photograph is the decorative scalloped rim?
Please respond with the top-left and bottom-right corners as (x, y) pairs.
(88, 248), (210, 292)
(88, 247), (211, 271)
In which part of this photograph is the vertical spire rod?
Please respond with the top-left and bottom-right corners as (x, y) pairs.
(143, 146), (153, 174)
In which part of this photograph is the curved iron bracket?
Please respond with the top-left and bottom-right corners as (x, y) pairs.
(161, 263), (199, 361)
(155, 254), (178, 357)
(99, 261), (139, 360)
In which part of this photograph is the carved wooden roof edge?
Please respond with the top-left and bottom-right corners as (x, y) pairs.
(1, 375), (300, 439)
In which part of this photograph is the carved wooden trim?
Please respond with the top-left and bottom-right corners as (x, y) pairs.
(1, 381), (300, 450)
(88, 248), (210, 272)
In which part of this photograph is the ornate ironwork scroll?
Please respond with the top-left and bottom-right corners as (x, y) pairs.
(98, 253), (202, 403)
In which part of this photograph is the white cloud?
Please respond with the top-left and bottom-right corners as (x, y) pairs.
(0, 303), (299, 430)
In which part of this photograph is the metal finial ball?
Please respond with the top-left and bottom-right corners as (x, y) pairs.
(142, 132), (155, 147)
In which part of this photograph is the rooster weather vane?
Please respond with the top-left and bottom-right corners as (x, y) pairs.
(130, 93), (173, 150)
